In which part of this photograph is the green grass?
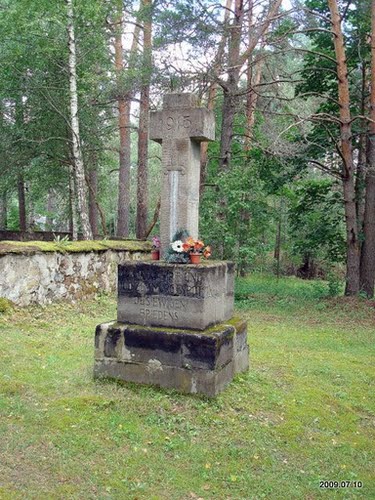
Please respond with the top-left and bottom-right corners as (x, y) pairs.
(0, 275), (374, 499)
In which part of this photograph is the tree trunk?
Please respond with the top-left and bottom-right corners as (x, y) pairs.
(69, 164), (78, 241)
(274, 208), (282, 279)
(136, 0), (152, 239)
(245, 0), (265, 151)
(115, 9), (140, 238)
(28, 188), (36, 230)
(218, 0), (282, 170)
(245, 55), (264, 150)
(359, 0), (375, 298)
(200, 84), (216, 194)
(115, 5), (130, 238)
(219, 0), (244, 171)
(200, 0), (232, 191)
(86, 170), (107, 238)
(46, 189), (56, 230)
(0, 192), (7, 230)
(66, 0), (93, 240)
(88, 166), (98, 237)
(355, 62), (367, 229)
(328, 0), (360, 295)
(18, 174), (27, 232)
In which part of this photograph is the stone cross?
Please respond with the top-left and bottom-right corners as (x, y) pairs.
(150, 93), (215, 255)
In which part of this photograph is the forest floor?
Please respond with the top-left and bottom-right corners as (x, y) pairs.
(0, 275), (374, 499)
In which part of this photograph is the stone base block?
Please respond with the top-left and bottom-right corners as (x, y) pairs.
(117, 261), (235, 330)
(94, 317), (249, 397)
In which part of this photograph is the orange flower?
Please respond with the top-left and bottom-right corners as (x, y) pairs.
(203, 246), (211, 258)
(182, 242), (191, 252)
(185, 237), (195, 247)
(194, 240), (204, 250)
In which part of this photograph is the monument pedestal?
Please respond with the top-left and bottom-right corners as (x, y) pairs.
(94, 318), (249, 397)
(93, 261), (249, 396)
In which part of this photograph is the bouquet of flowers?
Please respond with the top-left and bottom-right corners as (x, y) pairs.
(165, 229), (211, 263)
(182, 236), (211, 258)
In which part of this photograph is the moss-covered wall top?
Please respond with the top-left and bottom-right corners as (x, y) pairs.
(0, 239), (151, 256)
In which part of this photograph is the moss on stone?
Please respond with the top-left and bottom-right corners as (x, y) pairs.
(0, 297), (14, 313)
(0, 239), (151, 256)
(106, 318), (242, 338)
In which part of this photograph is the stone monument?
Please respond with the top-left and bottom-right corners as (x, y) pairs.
(94, 93), (249, 396)
(149, 93), (215, 255)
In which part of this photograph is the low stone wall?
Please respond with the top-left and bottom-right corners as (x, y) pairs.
(0, 242), (150, 306)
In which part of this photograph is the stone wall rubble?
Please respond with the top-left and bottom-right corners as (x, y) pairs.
(0, 250), (147, 306)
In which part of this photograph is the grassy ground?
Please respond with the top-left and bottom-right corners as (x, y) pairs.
(0, 275), (374, 499)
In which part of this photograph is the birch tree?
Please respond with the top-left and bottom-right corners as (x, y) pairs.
(66, 0), (92, 240)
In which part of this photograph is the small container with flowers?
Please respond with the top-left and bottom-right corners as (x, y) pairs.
(165, 229), (211, 264)
(151, 236), (160, 260)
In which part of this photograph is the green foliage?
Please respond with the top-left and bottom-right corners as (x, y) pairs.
(0, 0), (115, 232)
(327, 270), (343, 297)
(288, 178), (345, 264)
(201, 155), (274, 274)
(235, 273), (334, 303)
(53, 234), (70, 247)
(297, 0), (371, 159)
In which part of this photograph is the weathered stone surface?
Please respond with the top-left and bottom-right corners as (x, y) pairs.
(117, 261), (235, 330)
(149, 93), (215, 254)
(94, 317), (248, 397)
(0, 249), (148, 306)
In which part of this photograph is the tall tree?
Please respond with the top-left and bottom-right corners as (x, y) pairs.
(114, 3), (130, 238)
(136, 0), (153, 239)
(297, 0), (372, 295)
(327, 0), (359, 294)
(66, 0), (92, 239)
(360, 0), (375, 297)
(200, 0), (232, 191)
(219, 0), (282, 171)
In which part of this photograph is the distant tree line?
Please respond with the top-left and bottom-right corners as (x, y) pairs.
(0, 0), (374, 296)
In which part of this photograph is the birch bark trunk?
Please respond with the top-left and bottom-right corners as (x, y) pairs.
(66, 0), (92, 240)
(69, 164), (78, 241)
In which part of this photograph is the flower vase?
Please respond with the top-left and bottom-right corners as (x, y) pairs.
(189, 252), (201, 264)
(151, 249), (160, 261)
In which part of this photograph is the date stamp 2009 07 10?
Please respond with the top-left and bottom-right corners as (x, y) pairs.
(319, 481), (363, 489)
